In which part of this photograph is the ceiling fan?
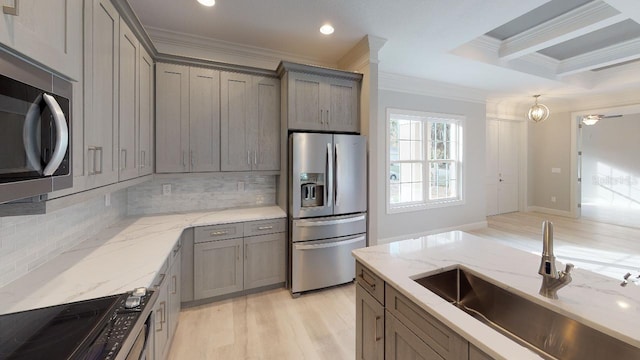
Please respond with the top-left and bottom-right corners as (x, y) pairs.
(581, 114), (623, 126)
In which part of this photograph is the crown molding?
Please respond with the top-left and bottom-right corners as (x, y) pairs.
(146, 26), (333, 70)
(379, 72), (487, 104)
(499, 1), (625, 60)
(337, 35), (387, 71)
(111, 0), (157, 57)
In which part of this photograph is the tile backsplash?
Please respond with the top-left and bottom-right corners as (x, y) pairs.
(127, 173), (277, 215)
(0, 190), (127, 288)
(0, 174), (278, 288)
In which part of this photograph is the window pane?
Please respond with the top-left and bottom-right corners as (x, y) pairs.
(389, 163), (400, 182)
(429, 162), (456, 200)
(390, 183), (401, 204)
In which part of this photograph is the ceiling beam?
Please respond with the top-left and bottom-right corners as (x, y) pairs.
(556, 38), (640, 76)
(499, 0), (627, 61)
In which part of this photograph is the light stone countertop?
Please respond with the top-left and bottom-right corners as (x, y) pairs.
(0, 206), (286, 315)
(352, 231), (640, 360)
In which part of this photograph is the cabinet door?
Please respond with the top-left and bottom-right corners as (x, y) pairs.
(118, 19), (139, 181)
(156, 63), (189, 173)
(220, 72), (252, 171)
(287, 73), (323, 131)
(194, 238), (243, 299)
(138, 47), (154, 176)
(168, 248), (181, 342)
(386, 312), (444, 360)
(189, 67), (221, 172)
(244, 232), (286, 289)
(253, 76), (280, 171)
(325, 78), (359, 133)
(84, 0), (119, 188)
(0, 0), (82, 80)
(356, 284), (384, 360)
(153, 275), (170, 360)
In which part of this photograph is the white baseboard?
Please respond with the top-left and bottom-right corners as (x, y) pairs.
(526, 206), (574, 218)
(376, 220), (488, 245)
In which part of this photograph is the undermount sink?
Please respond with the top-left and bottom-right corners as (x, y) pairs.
(415, 267), (640, 360)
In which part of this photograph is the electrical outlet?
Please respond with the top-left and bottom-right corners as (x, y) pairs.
(162, 184), (172, 196)
(237, 181), (245, 191)
(104, 193), (111, 207)
(551, 196), (556, 203)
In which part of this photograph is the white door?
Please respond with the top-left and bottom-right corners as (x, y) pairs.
(486, 119), (520, 215)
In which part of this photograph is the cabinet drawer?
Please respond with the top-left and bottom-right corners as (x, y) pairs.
(194, 223), (243, 243)
(244, 218), (286, 237)
(386, 285), (468, 360)
(356, 261), (385, 305)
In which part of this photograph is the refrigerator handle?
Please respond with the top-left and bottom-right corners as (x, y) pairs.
(326, 142), (333, 207)
(334, 143), (339, 207)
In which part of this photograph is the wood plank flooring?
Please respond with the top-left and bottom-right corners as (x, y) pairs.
(168, 212), (640, 359)
(168, 284), (355, 360)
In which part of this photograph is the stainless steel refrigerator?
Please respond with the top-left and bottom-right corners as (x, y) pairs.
(289, 132), (367, 296)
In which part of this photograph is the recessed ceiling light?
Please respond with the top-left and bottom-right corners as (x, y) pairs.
(197, 0), (215, 6)
(320, 24), (334, 35)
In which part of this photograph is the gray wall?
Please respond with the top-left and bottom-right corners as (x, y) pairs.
(375, 90), (487, 242)
(527, 111), (573, 212)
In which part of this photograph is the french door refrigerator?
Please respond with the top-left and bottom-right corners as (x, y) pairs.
(289, 132), (367, 296)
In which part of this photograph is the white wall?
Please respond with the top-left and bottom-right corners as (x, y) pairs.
(375, 90), (487, 243)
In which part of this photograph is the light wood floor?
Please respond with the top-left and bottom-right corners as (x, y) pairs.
(168, 212), (640, 359)
(168, 284), (355, 360)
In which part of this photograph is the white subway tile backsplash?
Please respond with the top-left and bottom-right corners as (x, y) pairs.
(0, 190), (127, 288)
(127, 174), (277, 215)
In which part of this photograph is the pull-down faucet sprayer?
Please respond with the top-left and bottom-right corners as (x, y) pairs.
(538, 220), (574, 299)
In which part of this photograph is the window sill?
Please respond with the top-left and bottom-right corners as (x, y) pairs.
(387, 198), (465, 214)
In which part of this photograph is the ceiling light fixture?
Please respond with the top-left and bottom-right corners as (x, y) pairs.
(582, 115), (600, 126)
(197, 0), (215, 6)
(320, 24), (334, 35)
(527, 95), (550, 123)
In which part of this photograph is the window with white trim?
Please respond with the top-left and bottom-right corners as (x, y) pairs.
(387, 108), (464, 213)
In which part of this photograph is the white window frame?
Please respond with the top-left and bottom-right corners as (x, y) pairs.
(386, 108), (465, 214)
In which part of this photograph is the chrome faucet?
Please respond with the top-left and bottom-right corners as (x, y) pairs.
(538, 220), (574, 299)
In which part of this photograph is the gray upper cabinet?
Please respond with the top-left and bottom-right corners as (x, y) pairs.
(118, 19), (139, 181)
(156, 63), (190, 173)
(221, 72), (280, 171)
(156, 64), (221, 173)
(190, 67), (221, 172)
(279, 62), (361, 133)
(84, 0), (120, 188)
(138, 47), (154, 176)
(0, 0), (82, 80)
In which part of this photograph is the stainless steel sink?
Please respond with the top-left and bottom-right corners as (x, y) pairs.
(415, 267), (640, 360)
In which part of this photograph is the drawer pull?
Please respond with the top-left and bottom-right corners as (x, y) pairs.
(358, 273), (376, 290)
(257, 225), (273, 230)
(210, 230), (230, 236)
(375, 315), (382, 341)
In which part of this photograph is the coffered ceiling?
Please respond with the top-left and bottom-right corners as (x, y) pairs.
(128, 0), (640, 105)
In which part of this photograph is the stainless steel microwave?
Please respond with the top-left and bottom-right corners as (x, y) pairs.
(0, 50), (72, 204)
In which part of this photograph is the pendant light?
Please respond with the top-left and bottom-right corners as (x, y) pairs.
(527, 95), (550, 123)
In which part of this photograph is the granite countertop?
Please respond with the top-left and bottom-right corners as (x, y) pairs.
(352, 231), (640, 360)
(0, 206), (286, 315)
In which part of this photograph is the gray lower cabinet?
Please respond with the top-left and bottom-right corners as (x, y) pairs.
(356, 284), (385, 360)
(193, 219), (286, 301)
(356, 262), (494, 360)
(153, 240), (182, 360)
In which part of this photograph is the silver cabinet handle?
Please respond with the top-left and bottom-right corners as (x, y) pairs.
(171, 275), (177, 294)
(182, 150), (187, 168)
(87, 147), (97, 175)
(245, 244), (248, 260)
(141, 150), (146, 168)
(120, 149), (127, 170)
(42, 94), (69, 176)
(254, 150), (257, 165)
(210, 230), (229, 236)
(327, 109), (330, 125)
(247, 150), (250, 166)
(95, 147), (103, 174)
(3, 0), (18, 15)
(190, 150), (195, 167)
(257, 226), (273, 230)
(319, 109), (323, 124)
(375, 315), (382, 341)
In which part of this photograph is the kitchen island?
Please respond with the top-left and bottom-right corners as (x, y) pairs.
(352, 231), (640, 359)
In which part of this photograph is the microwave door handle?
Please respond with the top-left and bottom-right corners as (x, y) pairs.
(22, 94), (44, 173)
(41, 93), (69, 176)
(326, 143), (333, 207)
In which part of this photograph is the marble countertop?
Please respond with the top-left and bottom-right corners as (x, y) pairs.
(352, 231), (640, 360)
(0, 206), (286, 315)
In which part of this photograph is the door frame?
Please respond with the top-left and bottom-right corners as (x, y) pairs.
(569, 103), (640, 219)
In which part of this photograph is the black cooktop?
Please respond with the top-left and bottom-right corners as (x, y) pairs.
(0, 294), (124, 360)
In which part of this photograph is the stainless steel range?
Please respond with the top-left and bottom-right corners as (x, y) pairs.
(289, 132), (367, 296)
(0, 288), (155, 360)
